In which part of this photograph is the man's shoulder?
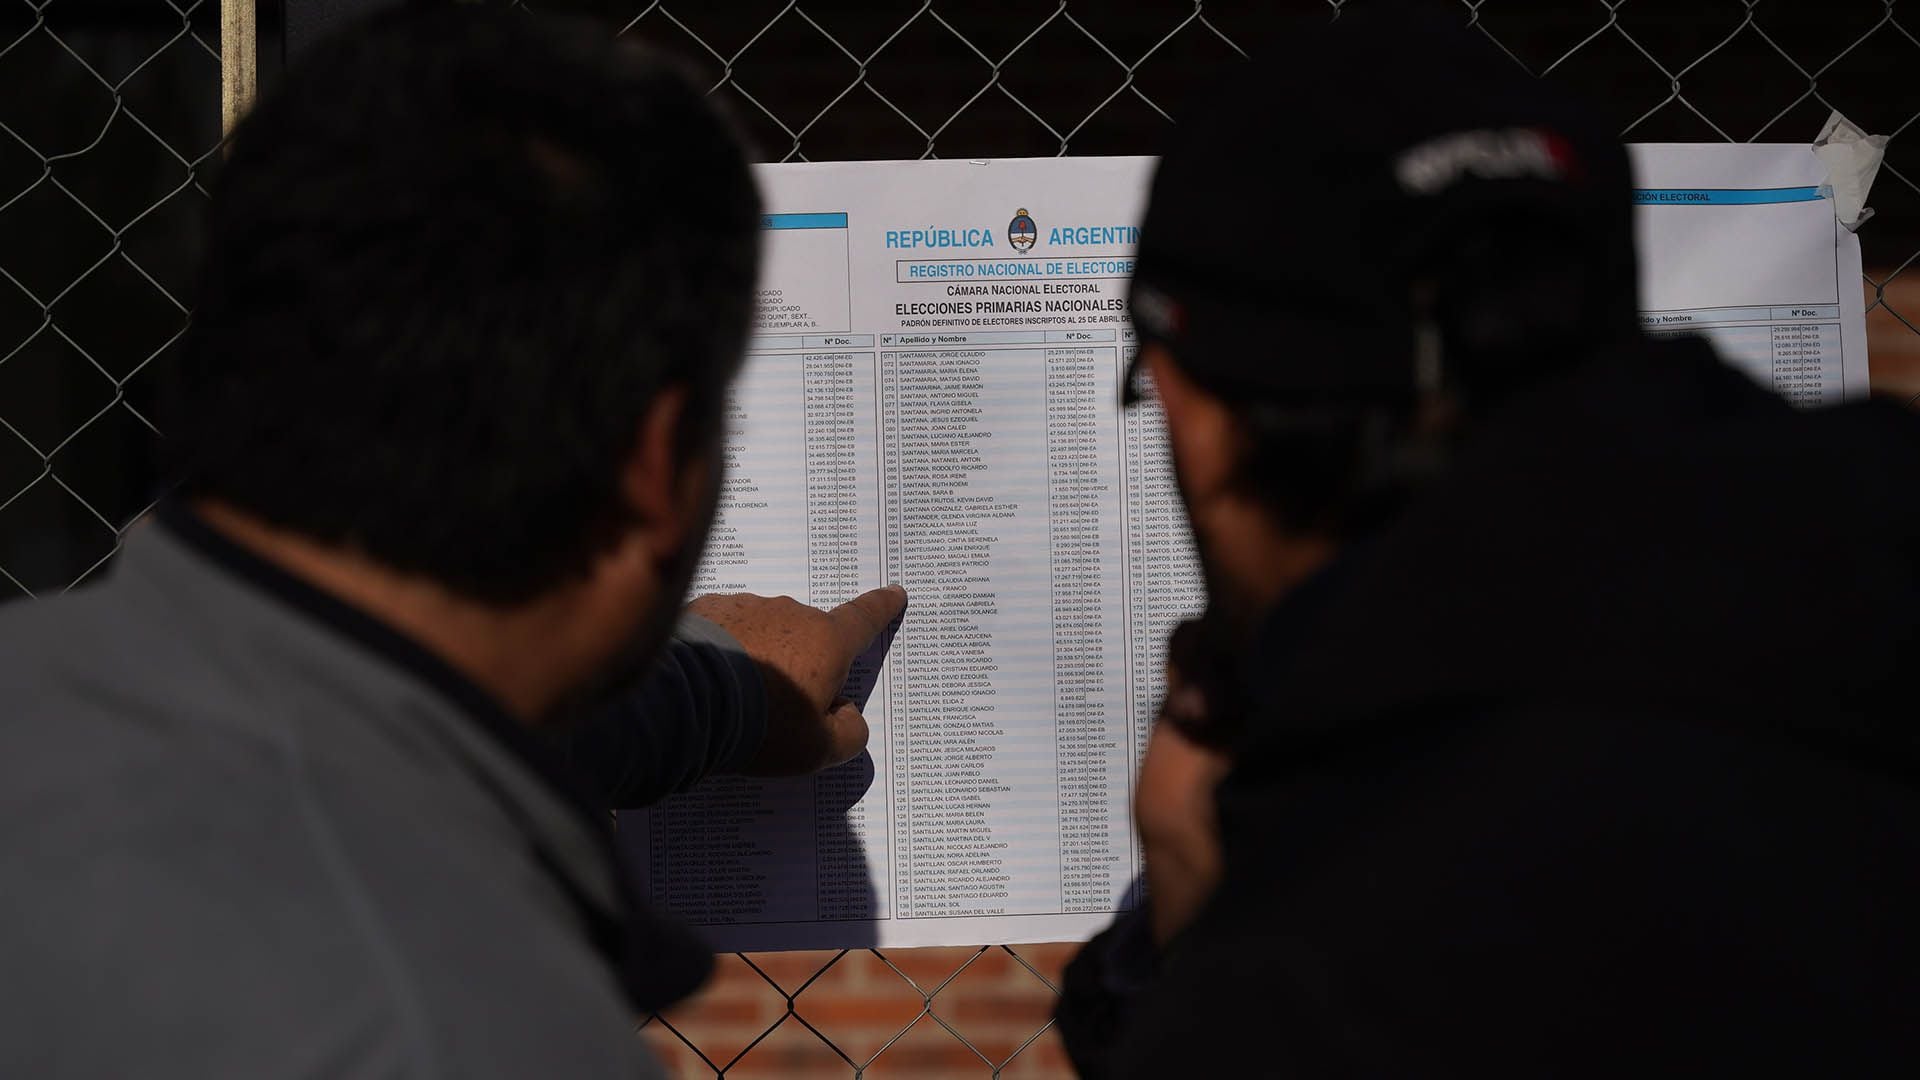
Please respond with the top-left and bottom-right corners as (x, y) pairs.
(1152, 705), (1920, 1074)
(0, 582), (664, 1080)
(0, 582), (134, 680)
(0, 576), (280, 794)
(0, 563), (224, 689)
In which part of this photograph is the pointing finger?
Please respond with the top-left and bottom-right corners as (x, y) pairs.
(828, 584), (908, 658)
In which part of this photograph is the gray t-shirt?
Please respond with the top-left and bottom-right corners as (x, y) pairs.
(0, 511), (763, 1079)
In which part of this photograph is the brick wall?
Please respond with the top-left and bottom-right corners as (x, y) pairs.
(1868, 273), (1920, 401)
(643, 943), (1079, 1078)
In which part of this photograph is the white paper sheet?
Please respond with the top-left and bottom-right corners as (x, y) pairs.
(619, 148), (1869, 952)
(1632, 144), (1869, 401)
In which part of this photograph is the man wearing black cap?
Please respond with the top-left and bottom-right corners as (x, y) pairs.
(1058, 8), (1920, 1076)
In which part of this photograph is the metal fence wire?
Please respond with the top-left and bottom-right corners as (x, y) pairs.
(6, 0), (1920, 1076)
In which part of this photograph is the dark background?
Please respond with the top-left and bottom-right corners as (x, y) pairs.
(6, 0), (1918, 597)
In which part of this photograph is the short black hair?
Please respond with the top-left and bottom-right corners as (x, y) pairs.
(168, 4), (761, 604)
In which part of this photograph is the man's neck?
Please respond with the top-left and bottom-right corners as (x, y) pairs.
(190, 499), (591, 723)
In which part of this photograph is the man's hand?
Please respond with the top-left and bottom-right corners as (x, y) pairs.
(1136, 655), (1232, 946)
(686, 586), (908, 776)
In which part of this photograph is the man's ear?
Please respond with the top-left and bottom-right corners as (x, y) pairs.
(620, 384), (712, 558)
(1146, 344), (1236, 506)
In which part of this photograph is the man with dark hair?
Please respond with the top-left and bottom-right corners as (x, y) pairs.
(0, 6), (902, 1077)
(1059, 9), (1920, 1076)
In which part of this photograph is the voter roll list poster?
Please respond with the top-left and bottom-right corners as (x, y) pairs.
(617, 150), (1868, 952)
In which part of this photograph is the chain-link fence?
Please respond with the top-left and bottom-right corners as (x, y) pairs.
(0, 0), (224, 598)
(8, 0), (1920, 1076)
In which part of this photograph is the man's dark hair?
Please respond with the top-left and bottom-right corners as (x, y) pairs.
(168, 5), (761, 604)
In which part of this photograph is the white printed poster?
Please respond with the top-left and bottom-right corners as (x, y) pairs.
(620, 149), (1868, 952)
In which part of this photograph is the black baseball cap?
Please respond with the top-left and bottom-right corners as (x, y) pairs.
(1126, 6), (1637, 405)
